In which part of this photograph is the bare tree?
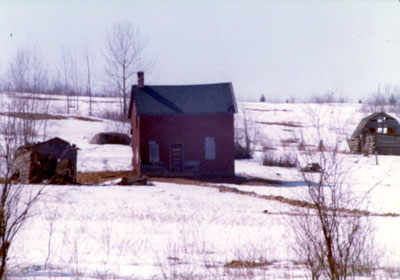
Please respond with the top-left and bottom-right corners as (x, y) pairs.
(7, 49), (30, 92)
(58, 46), (82, 113)
(0, 66), (4, 92)
(70, 49), (81, 112)
(7, 92), (51, 144)
(234, 109), (260, 159)
(4, 46), (51, 144)
(82, 44), (95, 116)
(291, 109), (378, 280)
(359, 84), (400, 114)
(0, 111), (44, 279)
(361, 92), (387, 113)
(6, 46), (48, 94)
(59, 46), (73, 113)
(104, 22), (146, 115)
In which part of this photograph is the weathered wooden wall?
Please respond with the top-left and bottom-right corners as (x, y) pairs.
(11, 150), (32, 184)
(348, 135), (400, 155)
(363, 135), (376, 155)
(375, 135), (400, 155)
(347, 138), (360, 153)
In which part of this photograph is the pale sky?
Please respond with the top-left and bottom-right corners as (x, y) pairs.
(0, 0), (399, 101)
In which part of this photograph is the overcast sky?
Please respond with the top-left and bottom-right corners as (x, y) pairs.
(1, 0), (399, 101)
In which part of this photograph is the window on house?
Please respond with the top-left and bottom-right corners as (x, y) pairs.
(149, 141), (160, 163)
(205, 137), (216, 160)
(377, 127), (387, 134)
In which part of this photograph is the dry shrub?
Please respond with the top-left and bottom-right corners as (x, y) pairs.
(291, 107), (380, 280)
(224, 259), (272, 269)
(234, 141), (251, 159)
(97, 109), (129, 122)
(0, 112), (66, 121)
(308, 91), (348, 104)
(281, 138), (299, 147)
(234, 110), (260, 158)
(257, 121), (302, 128)
(262, 150), (297, 168)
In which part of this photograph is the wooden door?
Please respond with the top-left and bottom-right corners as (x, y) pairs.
(170, 143), (183, 172)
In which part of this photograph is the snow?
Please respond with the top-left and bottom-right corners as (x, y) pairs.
(1, 93), (400, 279)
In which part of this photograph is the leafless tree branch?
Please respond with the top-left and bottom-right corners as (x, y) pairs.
(104, 22), (149, 115)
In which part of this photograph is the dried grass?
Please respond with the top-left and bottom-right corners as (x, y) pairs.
(257, 121), (302, 128)
(224, 259), (272, 269)
(77, 170), (136, 184)
(0, 112), (66, 120)
(0, 112), (103, 122)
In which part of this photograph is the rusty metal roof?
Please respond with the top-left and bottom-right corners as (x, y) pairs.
(128, 82), (237, 117)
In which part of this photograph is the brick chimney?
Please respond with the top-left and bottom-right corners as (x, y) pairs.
(137, 71), (144, 88)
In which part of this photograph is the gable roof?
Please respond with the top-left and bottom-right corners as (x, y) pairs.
(351, 112), (400, 137)
(15, 137), (78, 155)
(128, 82), (237, 117)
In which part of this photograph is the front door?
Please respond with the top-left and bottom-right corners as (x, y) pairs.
(170, 143), (183, 172)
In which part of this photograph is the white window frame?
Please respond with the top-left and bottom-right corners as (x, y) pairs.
(149, 141), (160, 163)
(205, 137), (216, 160)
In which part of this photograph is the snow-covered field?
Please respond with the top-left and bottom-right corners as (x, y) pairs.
(1, 92), (400, 279)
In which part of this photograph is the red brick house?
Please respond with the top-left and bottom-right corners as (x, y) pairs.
(128, 72), (237, 177)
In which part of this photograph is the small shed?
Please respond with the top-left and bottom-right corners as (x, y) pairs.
(348, 112), (400, 155)
(12, 137), (78, 184)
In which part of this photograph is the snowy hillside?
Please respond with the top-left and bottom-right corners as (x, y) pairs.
(1, 93), (400, 279)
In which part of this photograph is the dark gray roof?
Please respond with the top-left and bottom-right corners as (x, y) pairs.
(128, 83), (237, 116)
(351, 112), (400, 138)
(15, 137), (78, 154)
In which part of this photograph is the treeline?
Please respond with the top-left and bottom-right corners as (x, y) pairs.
(0, 22), (148, 116)
(257, 86), (400, 106)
